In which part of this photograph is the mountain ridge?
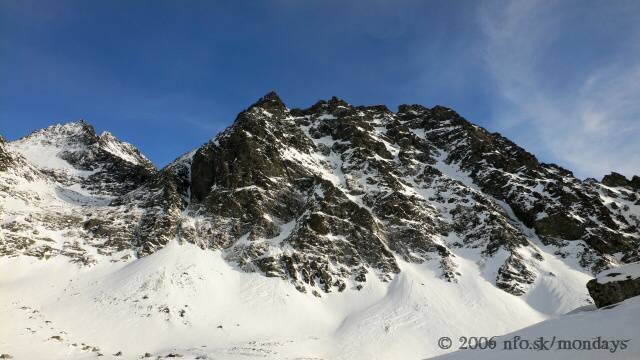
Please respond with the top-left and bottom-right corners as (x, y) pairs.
(1, 92), (639, 296)
(2, 93), (640, 359)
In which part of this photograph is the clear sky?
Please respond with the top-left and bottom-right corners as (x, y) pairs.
(1, 0), (638, 178)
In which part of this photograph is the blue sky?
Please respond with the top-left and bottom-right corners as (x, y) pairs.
(1, 0), (638, 178)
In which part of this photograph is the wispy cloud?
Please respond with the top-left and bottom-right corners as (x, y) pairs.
(478, 0), (640, 179)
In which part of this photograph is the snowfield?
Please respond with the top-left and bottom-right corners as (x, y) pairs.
(0, 239), (605, 360)
(434, 296), (640, 360)
(595, 262), (640, 284)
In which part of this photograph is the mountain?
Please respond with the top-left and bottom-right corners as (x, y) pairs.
(1, 93), (639, 359)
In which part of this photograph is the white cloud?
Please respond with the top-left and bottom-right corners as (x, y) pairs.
(478, 0), (640, 179)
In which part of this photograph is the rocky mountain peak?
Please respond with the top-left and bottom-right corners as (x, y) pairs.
(18, 119), (98, 147)
(397, 103), (429, 114)
(296, 96), (354, 118)
(174, 95), (638, 295)
(247, 91), (288, 115)
(97, 131), (155, 169)
(2, 95), (639, 298)
(602, 172), (640, 190)
(10, 119), (153, 170)
(6, 119), (156, 199)
(326, 96), (350, 109)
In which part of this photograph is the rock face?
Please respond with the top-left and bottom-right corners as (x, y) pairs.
(587, 262), (640, 307)
(602, 172), (640, 191)
(0, 136), (13, 171)
(1, 93), (639, 296)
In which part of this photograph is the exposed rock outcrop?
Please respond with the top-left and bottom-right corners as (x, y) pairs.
(1, 93), (639, 296)
(587, 262), (640, 308)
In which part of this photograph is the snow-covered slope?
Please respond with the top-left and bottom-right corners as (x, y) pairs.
(434, 296), (640, 360)
(0, 240), (590, 359)
(0, 121), (157, 263)
(594, 262), (640, 284)
(1, 93), (639, 359)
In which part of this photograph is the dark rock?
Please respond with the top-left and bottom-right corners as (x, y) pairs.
(0, 136), (13, 171)
(602, 172), (632, 188)
(535, 214), (585, 240)
(587, 276), (640, 308)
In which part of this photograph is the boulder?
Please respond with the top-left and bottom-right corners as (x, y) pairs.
(587, 262), (640, 308)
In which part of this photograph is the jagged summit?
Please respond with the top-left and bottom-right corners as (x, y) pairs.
(6, 118), (155, 200)
(303, 95), (350, 110)
(10, 118), (153, 170)
(2, 95), (639, 297)
(246, 91), (288, 115)
(602, 171), (640, 190)
(15, 119), (98, 145)
(97, 131), (154, 168)
(253, 90), (284, 105)
(248, 92), (454, 122)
